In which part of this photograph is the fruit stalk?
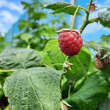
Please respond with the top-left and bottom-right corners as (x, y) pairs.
(70, 0), (75, 29)
(70, 6), (79, 30)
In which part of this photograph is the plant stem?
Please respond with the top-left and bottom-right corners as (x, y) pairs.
(80, 17), (99, 33)
(68, 85), (71, 97)
(70, 0), (75, 29)
(88, 17), (99, 24)
(80, 0), (93, 33)
(80, 6), (89, 14)
(0, 70), (16, 73)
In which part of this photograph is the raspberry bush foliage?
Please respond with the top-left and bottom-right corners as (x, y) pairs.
(98, 8), (110, 28)
(1, 0), (110, 110)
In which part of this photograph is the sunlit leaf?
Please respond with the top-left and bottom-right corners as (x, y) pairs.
(4, 67), (63, 110)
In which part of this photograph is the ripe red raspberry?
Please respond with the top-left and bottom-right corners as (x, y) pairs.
(58, 29), (83, 56)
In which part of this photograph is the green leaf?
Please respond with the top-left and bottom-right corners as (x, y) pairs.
(19, 20), (27, 24)
(101, 64), (110, 78)
(21, 1), (30, 9)
(86, 40), (110, 58)
(0, 72), (9, 85)
(4, 106), (10, 110)
(20, 33), (33, 43)
(98, 8), (110, 28)
(4, 67), (63, 110)
(101, 35), (110, 44)
(86, 40), (110, 51)
(40, 40), (66, 69)
(86, 41), (99, 51)
(0, 86), (3, 99)
(0, 48), (41, 69)
(33, 2), (40, 8)
(18, 23), (27, 30)
(67, 73), (109, 110)
(65, 47), (91, 81)
(18, 20), (29, 30)
(45, 2), (85, 15)
(29, 12), (46, 20)
(98, 99), (110, 110)
(28, 22), (39, 29)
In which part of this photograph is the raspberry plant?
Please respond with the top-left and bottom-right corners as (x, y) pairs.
(14, 1), (68, 50)
(1, 0), (110, 110)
